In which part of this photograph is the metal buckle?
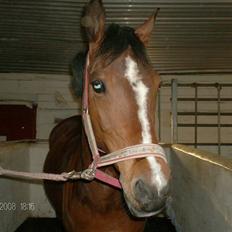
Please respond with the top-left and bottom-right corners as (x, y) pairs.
(65, 168), (95, 181)
(80, 168), (96, 180)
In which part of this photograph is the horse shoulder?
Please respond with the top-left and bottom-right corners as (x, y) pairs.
(43, 115), (83, 218)
(49, 115), (82, 148)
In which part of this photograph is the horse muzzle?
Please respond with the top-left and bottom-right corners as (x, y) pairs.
(118, 146), (170, 218)
(123, 178), (170, 217)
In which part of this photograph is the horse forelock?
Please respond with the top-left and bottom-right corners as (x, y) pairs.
(96, 24), (149, 66)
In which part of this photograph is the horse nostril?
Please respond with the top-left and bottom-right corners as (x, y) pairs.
(133, 179), (167, 212)
(134, 179), (154, 205)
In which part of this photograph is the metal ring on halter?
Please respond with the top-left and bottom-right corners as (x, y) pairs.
(64, 169), (96, 181)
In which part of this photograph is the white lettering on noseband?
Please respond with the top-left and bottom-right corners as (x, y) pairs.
(124, 56), (167, 194)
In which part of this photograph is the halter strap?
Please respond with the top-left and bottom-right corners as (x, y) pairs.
(81, 54), (168, 189)
(97, 144), (167, 167)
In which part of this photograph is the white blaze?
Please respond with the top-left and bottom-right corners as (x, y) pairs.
(124, 56), (167, 193)
(124, 56), (151, 143)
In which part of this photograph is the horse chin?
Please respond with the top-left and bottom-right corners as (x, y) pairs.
(129, 205), (164, 218)
(126, 200), (164, 218)
(123, 192), (164, 218)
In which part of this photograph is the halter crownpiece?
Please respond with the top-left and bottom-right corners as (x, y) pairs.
(81, 54), (168, 189)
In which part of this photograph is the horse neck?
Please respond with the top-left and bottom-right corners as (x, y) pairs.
(78, 127), (123, 211)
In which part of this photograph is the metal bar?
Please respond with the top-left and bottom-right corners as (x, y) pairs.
(178, 112), (232, 116)
(171, 79), (178, 144)
(161, 83), (232, 87)
(194, 83), (198, 148)
(160, 70), (232, 75)
(178, 123), (232, 127)
(164, 81), (232, 151)
(217, 83), (222, 155)
(176, 97), (232, 101)
(157, 88), (161, 141)
(180, 143), (232, 146)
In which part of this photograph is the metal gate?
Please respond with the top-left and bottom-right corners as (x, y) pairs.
(158, 80), (232, 155)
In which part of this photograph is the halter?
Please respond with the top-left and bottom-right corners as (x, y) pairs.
(82, 55), (167, 188)
(0, 54), (167, 188)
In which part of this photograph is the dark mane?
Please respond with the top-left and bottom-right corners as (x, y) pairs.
(71, 51), (87, 97)
(71, 24), (149, 96)
(97, 24), (149, 65)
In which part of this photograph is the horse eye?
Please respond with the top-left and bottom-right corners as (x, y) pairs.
(91, 80), (105, 93)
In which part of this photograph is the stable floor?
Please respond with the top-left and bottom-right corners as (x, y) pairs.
(15, 217), (176, 232)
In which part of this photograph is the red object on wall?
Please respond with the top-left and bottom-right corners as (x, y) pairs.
(0, 104), (37, 141)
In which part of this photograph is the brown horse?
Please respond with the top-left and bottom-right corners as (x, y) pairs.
(44, 0), (171, 231)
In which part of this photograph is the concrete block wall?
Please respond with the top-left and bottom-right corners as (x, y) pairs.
(0, 73), (81, 140)
(0, 142), (55, 232)
(0, 143), (30, 232)
(28, 142), (55, 218)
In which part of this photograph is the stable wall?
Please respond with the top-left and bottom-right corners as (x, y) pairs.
(0, 142), (30, 232)
(1, 141), (232, 232)
(0, 73), (81, 140)
(0, 141), (55, 232)
(167, 144), (232, 232)
(0, 73), (231, 156)
(0, 72), (231, 231)
(28, 142), (55, 218)
(1, 72), (231, 156)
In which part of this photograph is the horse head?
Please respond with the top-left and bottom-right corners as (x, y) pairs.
(76, 0), (171, 218)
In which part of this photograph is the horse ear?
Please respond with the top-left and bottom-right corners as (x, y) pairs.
(81, 0), (105, 55)
(135, 9), (159, 46)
